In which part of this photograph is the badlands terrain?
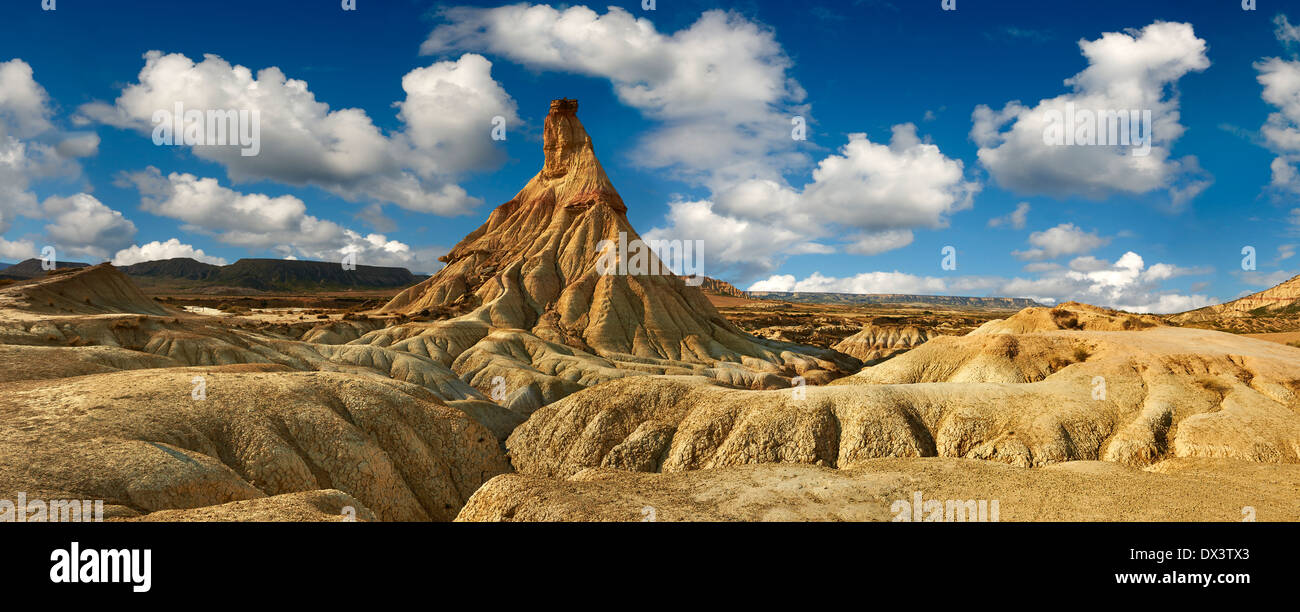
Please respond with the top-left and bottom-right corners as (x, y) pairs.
(2, 100), (1299, 522)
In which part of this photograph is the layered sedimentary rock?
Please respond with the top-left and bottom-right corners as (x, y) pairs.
(504, 303), (1300, 479)
(0, 271), (490, 404)
(832, 324), (934, 363)
(0, 367), (508, 521)
(687, 276), (747, 298)
(0, 263), (175, 317)
(0, 265), (519, 520)
(1172, 274), (1300, 322)
(356, 99), (855, 412)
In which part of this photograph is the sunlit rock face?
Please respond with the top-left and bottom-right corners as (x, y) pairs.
(364, 98), (857, 410)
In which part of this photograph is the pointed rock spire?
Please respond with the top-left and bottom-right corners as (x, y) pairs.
(373, 98), (855, 406)
(537, 98), (624, 212)
(542, 98), (587, 176)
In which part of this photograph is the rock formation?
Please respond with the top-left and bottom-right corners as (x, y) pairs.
(686, 276), (747, 298)
(832, 323), (934, 363)
(0, 265), (516, 520)
(974, 301), (1161, 334)
(357, 99), (856, 413)
(504, 302), (1300, 478)
(0, 263), (175, 317)
(0, 367), (508, 521)
(1171, 274), (1300, 324)
(0, 99), (856, 522)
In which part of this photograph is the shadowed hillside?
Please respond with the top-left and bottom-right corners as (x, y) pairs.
(120, 257), (222, 281)
(119, 257), (426, 292)
(0, 258), (90, 280)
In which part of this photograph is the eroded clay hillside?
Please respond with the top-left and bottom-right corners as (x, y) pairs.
(478, 302), (1300, 521)
(6, 261), (1300, 521)
(359, 99), (857, 413)
(506, 303), (1300, 475)
(0, 265), (515, 520)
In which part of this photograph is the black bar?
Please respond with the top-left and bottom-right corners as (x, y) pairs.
(5, 522), (1288, 599)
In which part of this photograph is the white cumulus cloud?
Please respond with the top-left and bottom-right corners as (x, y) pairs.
(119, 168), (445, 273)
(0, 58), (99, 239)
(0, 237), (36, 261)
(112, 238), (228, 266)
(988, 202), (1030, 229)
(646, 125), (978, 279)
(1012, 223), (1110, 260)
(750, 250), (1212, 314)
(972, 21), (1211, 205)
(79, 51), (518, 217)
(40, 193), (137, 260)
(748, 271), (947, 295)
(424, 4), (807, 188)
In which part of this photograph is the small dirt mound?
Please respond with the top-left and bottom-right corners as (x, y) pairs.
(973, 302), (1162, 334)
(832, 324), (934, 362)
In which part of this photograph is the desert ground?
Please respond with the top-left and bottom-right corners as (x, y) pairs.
(3, 99), (1298, 522)
(3, 262), (1300, 521)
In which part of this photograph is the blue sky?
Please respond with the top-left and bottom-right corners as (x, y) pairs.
(1, 0), (1298, 312)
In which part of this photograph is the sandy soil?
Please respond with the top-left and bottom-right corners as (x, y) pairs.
(1244, 331), (1300, 346)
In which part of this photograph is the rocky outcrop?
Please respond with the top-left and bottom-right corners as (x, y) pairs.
(972, 302), (1162, 334)
(505, 303), (1300, 477)
(1172, 274), (1300, 323)
(686, 276), (747, 298)
(0, 368), (509, 521)
(832, 324), (933, 363)
(356, 99), (855, 405)
(0, 263), (176, 317)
